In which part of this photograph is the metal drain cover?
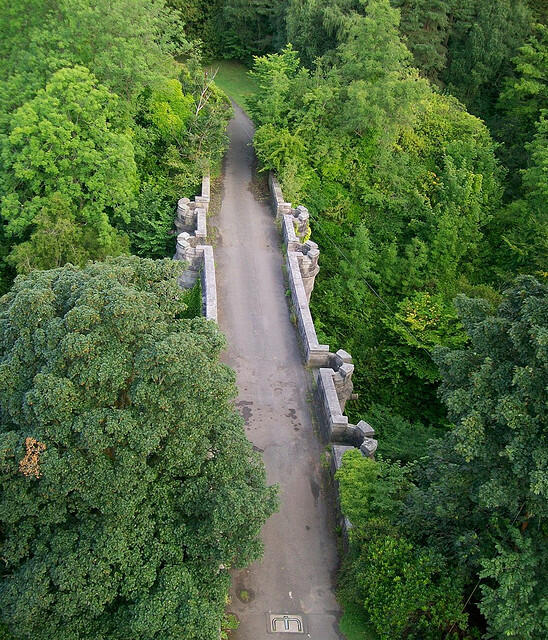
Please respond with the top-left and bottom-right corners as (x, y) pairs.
(268, 613), (305, 633)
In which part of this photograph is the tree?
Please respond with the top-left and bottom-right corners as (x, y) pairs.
(336, 451), (468, 639)
(402, 277), (548, 638)
(1, 66), (136, 272)
(247, 45), (304, 127)
(436, 277), (547, 532)
(496, 23), (548, 181)
(485, 114), (548, 280)
(250, 1), (502, 424)
(333, 0), (428, 137)
(393, 0), (450, 82)
(443, 0), (533, 117)
(479, 530), (547, 640)
(5, 195), (123, 275)
(286, 0), (361, 66)
(0, 0), (183, 126)
(0, 257), (277, 640)
(0, 1), (231, 292)
(207, 0), (288, 61)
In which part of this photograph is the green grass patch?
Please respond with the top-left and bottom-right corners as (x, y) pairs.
(208, 60), (256, 113)
(339, 597), (378, 640)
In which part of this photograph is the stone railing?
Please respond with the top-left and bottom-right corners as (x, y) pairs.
(174, 176), (218, 322)
(269, 172), (378, 461)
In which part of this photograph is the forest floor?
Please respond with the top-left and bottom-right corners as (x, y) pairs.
(208, 59), (256, 114)
(211, 103), (343, 639)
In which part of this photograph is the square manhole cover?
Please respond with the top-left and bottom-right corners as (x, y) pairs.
(268, 613), (305, 633)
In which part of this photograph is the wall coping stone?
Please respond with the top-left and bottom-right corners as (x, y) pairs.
(197, 245), (217, 322)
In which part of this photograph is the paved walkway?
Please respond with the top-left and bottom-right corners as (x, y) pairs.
(214, 104), (342, 639)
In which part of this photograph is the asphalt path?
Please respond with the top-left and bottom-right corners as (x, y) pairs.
(213, 103), (342, 639)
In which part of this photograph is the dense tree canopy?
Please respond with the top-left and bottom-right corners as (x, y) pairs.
(0, 0), (232, 293)
(0, 1), (546, 638)
(337, 278), (547, 639)
(1, 66), (135, 274)
(248, 4), (503, 423)
(0, 257), (277, 640)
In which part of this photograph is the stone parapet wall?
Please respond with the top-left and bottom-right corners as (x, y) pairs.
(174, 175), (217, 322)
(269, 171), (379, 545)
(270, 171), (378, 461)
(285, 250), (330, 366)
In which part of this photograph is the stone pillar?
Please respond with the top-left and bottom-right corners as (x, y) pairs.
(175, 232), (199, 271)
(355, 420), (375, 445)
(333, 349), (353, 365)
(298, 240), (320, 303)
(294, 205), (310, 239)
(360, 438), (378, 458)
(332, 362), (354, 412)
(176, 239), (200, 287)
(176, 198), (195, 233)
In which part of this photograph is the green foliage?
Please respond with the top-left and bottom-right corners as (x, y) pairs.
(285, 0), (361, 67)
(216, 0), (288, 61)
(485, 114), (548, 281)
(250, 13), (503, 423)
(174, 0), (287, 61)
(336, 452), (468, 639)
(338, 599), (378, 640)
(341, 532), (467, 640)
(479, 529), (548, 640)
(0, 0), (183, 127)
(364, 404), (442, 464)
(124, 181), (176, 259)
(436, 277), (547, 520)
(334, 0), (428, 137)
(167, 0), (210, 41)
(1, 66), (135, 272)
(247, 45), (304, 126)
(402, 278), (548, 637)
(180, 279), (204, 318)
(220, 613), (239, 639)
(6, 195), (129, 275)
(393, 0), (450, 82)
(336, 450), (410, 528)
(0, 257), (277, 639)
(496, 24), (548, 181)
(337, 279), (548, 637)
(148, 78), (195, 139)
(0, 1), (231, 290)
(442, 0), (534, 117)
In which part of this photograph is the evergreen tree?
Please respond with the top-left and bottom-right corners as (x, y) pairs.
(393, 0), (450, 82)
(443, 0), (533, 117)
(496, 23), (548, 183)
(211, 0), (288, 61)
(405, 277), (548, 638)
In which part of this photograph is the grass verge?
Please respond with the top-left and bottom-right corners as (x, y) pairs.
(208, 60), (256, 113)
